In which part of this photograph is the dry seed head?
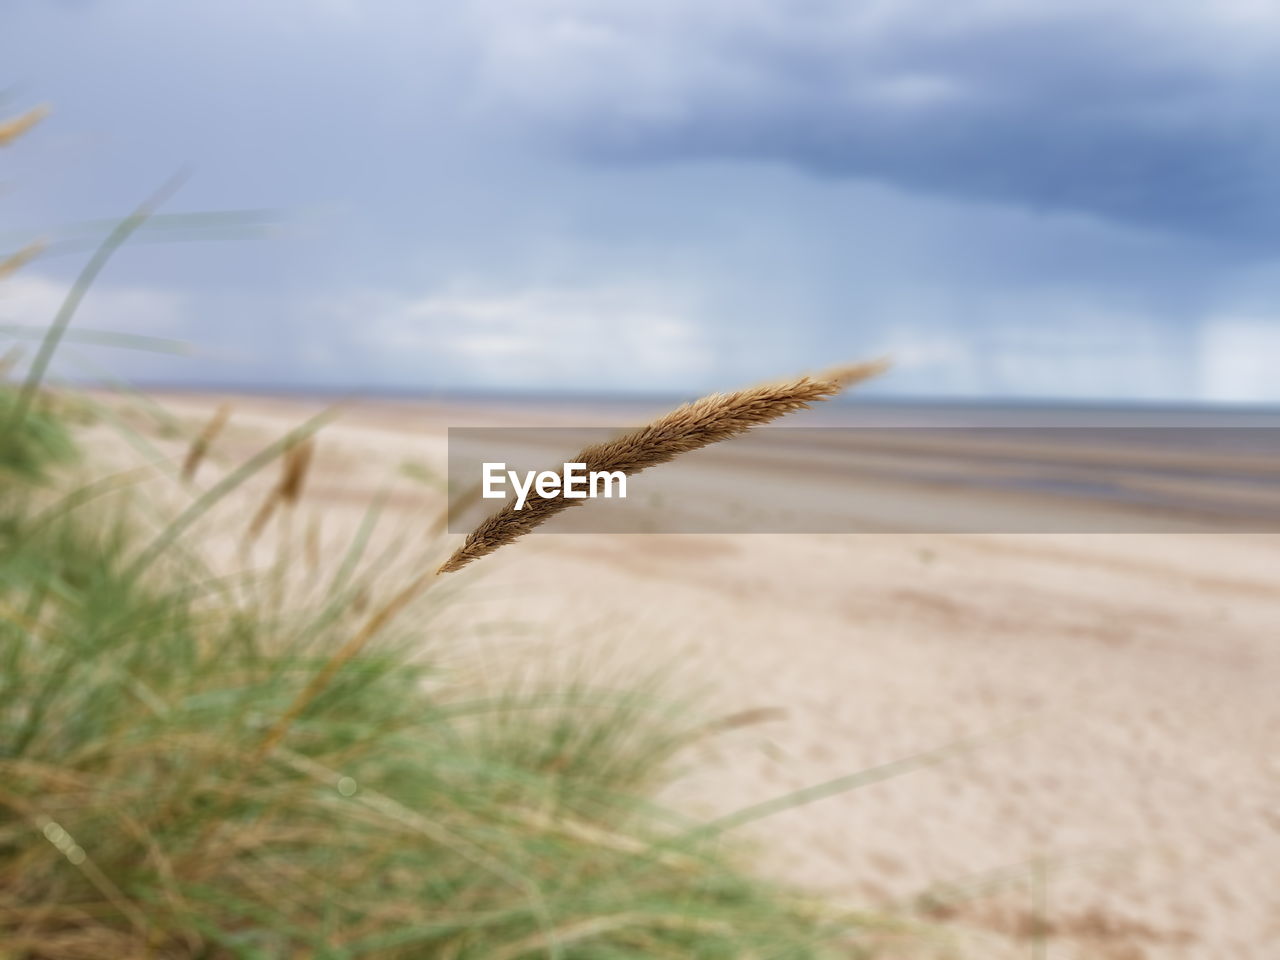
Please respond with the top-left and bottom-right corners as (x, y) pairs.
(0, 240), (46, 281)
(438, 357), (889, 573)
(244, 436), (315, 542)
(278, 436), (315, 505)
(245, 490), (281, 544)
(0, 105), (50, 147)
(180, 403), (232, 481)
(824, 357), (891, 388)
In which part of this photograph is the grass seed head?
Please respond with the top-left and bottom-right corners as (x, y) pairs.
(180, 403), (233, 481)
(278, 436), (314, 505)
(0, 104), (49, 147)
(245, 436), (315, 542)
(0, 240), (46, 281)
(438, 358), (889, 573)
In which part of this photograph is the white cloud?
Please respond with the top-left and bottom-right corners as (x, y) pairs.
(0, 272), (191, 380)
(325, 282), (714, 391)
(868, 328), (984, 397)
(1198, 317), (1280, 403)
(870, 303), (1190, 401)
(0, 273), (187, 336)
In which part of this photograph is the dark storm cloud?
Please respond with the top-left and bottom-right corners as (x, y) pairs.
(486, 4), (1280, 247)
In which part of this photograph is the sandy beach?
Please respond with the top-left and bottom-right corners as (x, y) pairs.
(87, 390), (1280, 960)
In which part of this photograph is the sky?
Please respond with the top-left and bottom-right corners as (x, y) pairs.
(3, 0), (1280, 402)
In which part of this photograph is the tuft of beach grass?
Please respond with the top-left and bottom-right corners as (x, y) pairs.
(438, 358), (888, 573)
(2, 99), (918, 954)
(2, 386), (899, 958)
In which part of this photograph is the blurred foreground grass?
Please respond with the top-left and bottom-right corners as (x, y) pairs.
(0, 98), (904, 959)
(0, 388), (890, 958)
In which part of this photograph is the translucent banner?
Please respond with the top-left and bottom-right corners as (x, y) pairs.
(447, 426), (1280, 534)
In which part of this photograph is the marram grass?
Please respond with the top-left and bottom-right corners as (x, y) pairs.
(0, 387), (77, 481)
(439, 359), (888, 573)
(1, 112), (910, 954)
(0, 389), (890, 959)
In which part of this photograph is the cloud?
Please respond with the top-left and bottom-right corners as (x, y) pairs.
(11, 0), (1280, 399)
(470, 0), (1280, 247)
(319, 282), (713, 391)
(0, 272), (190, 377)
(871, 302), (1190, 401)
(0, 273), (187, 334)
(1198, 317), (1280, 403)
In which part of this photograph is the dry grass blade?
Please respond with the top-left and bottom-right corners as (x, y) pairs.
(179, 402), (232, 481)
(244, 435), (315, 541)
(0, 240), (46, 281)
(694, 706), (789, 740)
(439, 358), (888, 573)
(0, 104), (49, 146)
